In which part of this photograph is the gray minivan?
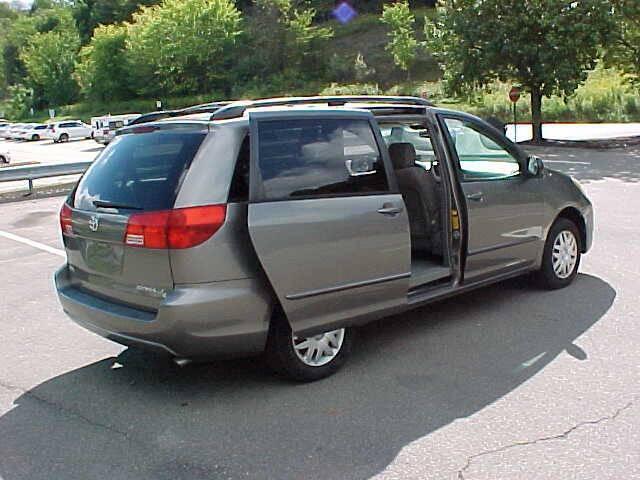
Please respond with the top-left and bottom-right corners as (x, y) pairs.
(55, 96), (593, 381)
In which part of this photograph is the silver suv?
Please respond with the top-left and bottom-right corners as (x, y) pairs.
(55, 96), (593, 381)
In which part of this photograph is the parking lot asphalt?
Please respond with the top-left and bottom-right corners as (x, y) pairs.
(0, 145), (638, 480)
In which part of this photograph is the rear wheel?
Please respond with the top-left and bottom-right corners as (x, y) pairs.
(60, 133), (69, 142)
(0, 155), (7, 164)
(265, 312), (352, 382)
(536, 218), (581, 289)
(32, 134), (40, 141)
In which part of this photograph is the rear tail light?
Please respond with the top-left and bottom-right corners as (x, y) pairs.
(124, 205), (226, 249)
(60, 203), (73, 235)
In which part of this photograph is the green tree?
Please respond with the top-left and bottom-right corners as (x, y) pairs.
(75, 23), (132, 101)
(241, 0), (332, 83)
(605, 1), (640, 85)
(426, 0), (614, 142)
(1, 7), (77, 96)
(380, 1), (417, 78)
(126, 0), (243, 96)
(5, 84), (34, 118)
(72, 0), (162, 43)
(20, 23), (81, 106)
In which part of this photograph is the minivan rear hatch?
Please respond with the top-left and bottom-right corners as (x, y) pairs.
(62, 124), (208, 311)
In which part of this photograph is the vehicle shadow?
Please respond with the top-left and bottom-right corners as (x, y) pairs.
(0, 273), (615, 480)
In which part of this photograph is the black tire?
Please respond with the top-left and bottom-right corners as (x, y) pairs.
(32, 134), (39, 141)
(60, 133), (69, 142)
(536, 218), (581, 290)
(0, 155), (7, 164)
(265, 312), (352, 382)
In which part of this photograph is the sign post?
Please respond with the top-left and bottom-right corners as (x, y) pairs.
(509, 86), (521, 142)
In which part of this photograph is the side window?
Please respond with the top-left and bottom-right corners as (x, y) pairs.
(256, 118), (389, 201)
(228, 135), (250, 202)
(443, 118), (520, 181)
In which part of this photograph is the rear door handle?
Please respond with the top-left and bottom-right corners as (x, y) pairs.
(466, 192), (484, 202)
(377, 203), (403, 216)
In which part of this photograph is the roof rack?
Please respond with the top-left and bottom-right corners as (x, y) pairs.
(210, 95), (433, 120)
(129, 101), (232, 125)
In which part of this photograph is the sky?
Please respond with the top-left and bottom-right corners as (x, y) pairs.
(0, 0), (33, 10)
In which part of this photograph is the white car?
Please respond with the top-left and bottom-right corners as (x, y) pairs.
(18, 123), (48, 141)
(0, 146), (9, 164)
(48, 120), (92, 143)
(0, 123), (12, 139)
(8, 123), (26, 140)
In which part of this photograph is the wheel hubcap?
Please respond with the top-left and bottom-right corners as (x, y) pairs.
(292, 328), (345, 367)
(552, 230), (578, 279)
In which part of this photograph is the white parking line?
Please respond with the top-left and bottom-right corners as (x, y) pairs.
(0, 229), (65, 257)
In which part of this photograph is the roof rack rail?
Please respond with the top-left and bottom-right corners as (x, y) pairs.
(129, 101), (233, 125)
(210, 95), (433, 120)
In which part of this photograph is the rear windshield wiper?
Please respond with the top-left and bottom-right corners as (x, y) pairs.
(93, 200), (143, 210)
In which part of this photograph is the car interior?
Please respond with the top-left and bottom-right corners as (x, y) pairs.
(380, 122), (451, 289)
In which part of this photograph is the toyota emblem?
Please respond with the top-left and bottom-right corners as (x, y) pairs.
(88, 215), (99, 232)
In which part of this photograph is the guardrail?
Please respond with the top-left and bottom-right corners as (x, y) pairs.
(0, 161), (92, 194)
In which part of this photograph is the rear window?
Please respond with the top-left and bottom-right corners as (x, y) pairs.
(73, 130), (206, 211)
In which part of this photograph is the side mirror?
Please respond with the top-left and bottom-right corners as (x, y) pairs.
(526, 155), (544, 177)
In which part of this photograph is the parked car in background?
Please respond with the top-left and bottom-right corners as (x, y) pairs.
(8, 123), (27, 140)
(0, 145), (9, 163)
(93, 113), (140, 145)
(17, 123), (48, 141)
(0, 122), (12, 139)
(55, 95), (593, 381)
(48, 120), (92, 143)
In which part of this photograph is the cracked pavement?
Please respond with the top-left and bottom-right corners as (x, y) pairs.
(0, 145), (639, 479)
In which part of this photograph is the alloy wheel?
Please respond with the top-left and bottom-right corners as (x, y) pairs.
(292, 328), (345, 367)
(552, 230), (578, 279)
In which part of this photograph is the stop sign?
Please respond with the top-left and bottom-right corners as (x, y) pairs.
(509, 86), (521, 103)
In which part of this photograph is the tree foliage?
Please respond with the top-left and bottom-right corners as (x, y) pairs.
(605, 1), (640, 85)
(426, 0), (614, 141)
(381, 1), (417, 75)
(75, 23), (132, 101)
(71, 0), (162, 42)
(19, 10), (81, 106)
(241, 0), (332, 84)
(5, 84), (34, 118)
(126, 0), (242, 96)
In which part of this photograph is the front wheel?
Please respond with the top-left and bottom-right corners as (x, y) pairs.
(60, 133), (69, 143)
(32, 134), (40, 141)
(265, 313), (352, 382)
(0, 155), (7, 164)
(536, 218), (581, 289)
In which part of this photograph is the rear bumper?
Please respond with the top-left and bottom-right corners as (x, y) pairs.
(55, 265), (272, 359)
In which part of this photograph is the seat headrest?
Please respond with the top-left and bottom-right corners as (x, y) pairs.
(388, 142), (417, 169)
